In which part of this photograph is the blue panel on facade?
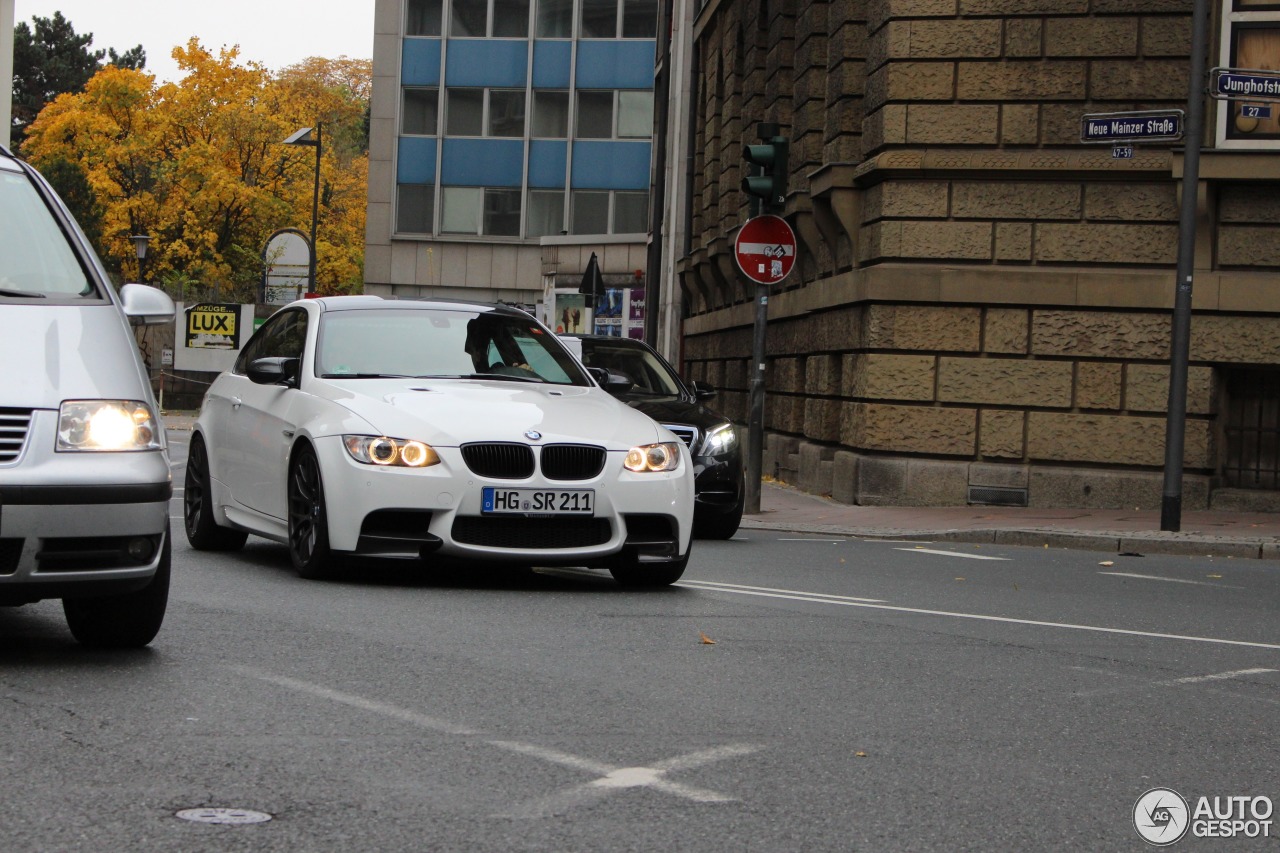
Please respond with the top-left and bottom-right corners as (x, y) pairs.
(397, 137), (438, 184)
(441, 138), (524, 186)
(528, 140), (567, 188)
(575, 41), (656, 89)
(571, 141), (651, 190)
(402, 39), (442, 86)
(445, 40), (529, 87)
(532, 41), (572, 88)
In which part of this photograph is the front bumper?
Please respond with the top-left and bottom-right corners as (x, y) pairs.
(313, 436), (694, 564)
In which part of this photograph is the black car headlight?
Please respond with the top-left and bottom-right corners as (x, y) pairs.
(56, 400), (162, 451)
(701, 423), (738, 456)
(343, 435), (441, 468)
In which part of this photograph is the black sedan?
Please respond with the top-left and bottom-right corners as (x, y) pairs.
(563, 335), (744, 539)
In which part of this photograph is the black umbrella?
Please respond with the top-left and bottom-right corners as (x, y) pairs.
(578, 252), (603, 305)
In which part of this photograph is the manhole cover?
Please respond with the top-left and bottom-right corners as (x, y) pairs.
(175, 807), (272, 825)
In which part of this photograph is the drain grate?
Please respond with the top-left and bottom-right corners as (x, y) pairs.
(967, 485), (1029, 507)
(175, 807), (272, 825)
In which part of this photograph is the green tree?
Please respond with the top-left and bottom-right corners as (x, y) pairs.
(11, 12), (145, 147)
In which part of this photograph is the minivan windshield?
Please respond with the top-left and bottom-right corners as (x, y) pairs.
(316, 308), (592, 386)
(0, 168), (93, 298)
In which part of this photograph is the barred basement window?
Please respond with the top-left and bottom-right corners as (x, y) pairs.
(1222, 368), (1280, 488)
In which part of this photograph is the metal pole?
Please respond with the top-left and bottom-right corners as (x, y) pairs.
(1160, 0), (1211, 532)
(309, 124), (322, 294)
(745, 282), (768, 514)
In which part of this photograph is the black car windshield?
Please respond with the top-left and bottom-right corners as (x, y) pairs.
(0, 168), (92, 298)
(578, 340), (684, 396)
(317, 308), (591, 385)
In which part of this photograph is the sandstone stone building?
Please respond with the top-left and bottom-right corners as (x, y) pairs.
(665, 0), (1280, 509)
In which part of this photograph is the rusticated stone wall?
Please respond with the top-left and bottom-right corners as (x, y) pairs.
(678, 0), (1280, 509)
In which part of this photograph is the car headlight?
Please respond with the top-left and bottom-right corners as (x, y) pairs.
(343, 435), (441, 468)
(623, 441), (681, 473)
(56, 400), (162, 451)
(701, 423), (737, 455)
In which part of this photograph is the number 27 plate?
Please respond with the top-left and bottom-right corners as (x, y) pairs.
(482, 487), (594, 515)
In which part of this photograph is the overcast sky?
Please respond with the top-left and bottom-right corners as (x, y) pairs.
(13, 1), (376, 83)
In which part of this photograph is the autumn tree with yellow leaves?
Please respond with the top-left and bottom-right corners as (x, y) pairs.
(23, 39), (370, 300)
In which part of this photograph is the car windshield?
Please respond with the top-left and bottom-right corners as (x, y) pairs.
(317, 307), (591, 385)
(578, 340), (684, 396)
(0, 167), (93, 298)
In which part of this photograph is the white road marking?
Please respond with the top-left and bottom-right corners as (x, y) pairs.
(229, 665), (758, 814)
(894, 547), (1010, 561)
(677, 581), (1280, 650)
(1166, 668), (1276, 685)
(1100, 571), (1244, 589)
(778, 538), (845, 543)
(861, 539), (935, 544)
(681, 580), (885, 604)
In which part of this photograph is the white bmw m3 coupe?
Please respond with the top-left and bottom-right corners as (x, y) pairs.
(184, 296), (694, 586)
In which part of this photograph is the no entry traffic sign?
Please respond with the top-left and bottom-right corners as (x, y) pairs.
(734, 215), (796, 286)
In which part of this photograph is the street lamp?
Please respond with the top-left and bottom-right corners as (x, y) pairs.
(130, 233), (151, 283)
(283, 125), (322, 294)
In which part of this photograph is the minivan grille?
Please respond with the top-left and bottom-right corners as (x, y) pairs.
(0, 409), (33, 464)
(663, 425), (697, 450)
(541, 444), (605, 480)
(461, 443), (535, 479)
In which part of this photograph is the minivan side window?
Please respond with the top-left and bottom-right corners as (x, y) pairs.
(234, 310), (309, 374)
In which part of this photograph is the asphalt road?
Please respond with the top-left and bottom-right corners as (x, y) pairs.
(1, 433), (1277, 852)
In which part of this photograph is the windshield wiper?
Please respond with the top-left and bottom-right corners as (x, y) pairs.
(320, 372), (420, 379)
(0, 288), (46, 298)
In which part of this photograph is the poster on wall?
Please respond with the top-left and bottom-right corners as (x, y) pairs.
(628, 290), (646, 339)
(553, 292), (588, 334)
(593, 288), (623, 336)
(185, 303), (242, 349)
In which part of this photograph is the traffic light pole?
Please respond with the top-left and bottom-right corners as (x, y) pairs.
(745, 279), (768, 515)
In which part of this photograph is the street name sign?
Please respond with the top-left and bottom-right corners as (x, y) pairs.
(1080, 110), (1184, 144)
(1210, 67), (1280, 103)
(734, 215), (796, 286)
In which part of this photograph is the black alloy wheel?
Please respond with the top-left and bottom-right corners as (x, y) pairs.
(287, 444), (339, 579)
(184, 435), (248, 551)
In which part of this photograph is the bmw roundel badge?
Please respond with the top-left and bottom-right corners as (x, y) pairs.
(525, 430), (542, 441)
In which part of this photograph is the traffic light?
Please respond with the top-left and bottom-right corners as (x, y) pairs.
(741, 131), (789, 213)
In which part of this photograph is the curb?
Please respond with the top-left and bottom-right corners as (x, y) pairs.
(739, 520), (1280, 561)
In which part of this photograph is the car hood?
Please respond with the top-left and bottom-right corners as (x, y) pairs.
(317, 379), (669, 449)
(620, 394), (731, 431)
(0, 303), (148, 408)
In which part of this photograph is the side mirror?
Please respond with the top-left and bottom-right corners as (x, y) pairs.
(120, 283), (176, 327)
(690, 380), (717, 400)
(247, 357), (299, 387)
(588, 366), (633, 394)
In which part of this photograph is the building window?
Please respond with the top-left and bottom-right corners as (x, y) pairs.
(1222, 367), (1280, 488)
(407, 0), (444, 36)
(1218, 1), (1280, 146)
(617, 90), (654, 138)
(527, 189), (566, 236)
(580, 0), (656, 37)
(451, 0), (530, 37)
(576, 91), (652, 138)
(442, 187), (523, 235)
(397, 184), (435, 234)
(402, 88), (439, 135)
(537, 0), (574, 37)
(569, 190), (646, 234)
(446, 89), (484, 135)
(532, 91), (570, 137)
(488, 89), (527, 137)
(576, 91), (614, 138)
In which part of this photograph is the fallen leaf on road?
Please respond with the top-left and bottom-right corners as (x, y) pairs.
(855, 751), (867, 758)
(1099, 560), (1114, 566)
(699, 631), (717, 645)
(1014, 583), (1020, 591)
(955, 577), (965, 581)
(1207, 573), (1222, 579)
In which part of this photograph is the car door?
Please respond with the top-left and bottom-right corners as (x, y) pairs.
(223, 308), (310, 518)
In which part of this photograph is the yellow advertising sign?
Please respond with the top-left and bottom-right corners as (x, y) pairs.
(185, 303), (241, 349)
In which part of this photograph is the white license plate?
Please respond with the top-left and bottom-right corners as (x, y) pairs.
(481, 487), (595, 515)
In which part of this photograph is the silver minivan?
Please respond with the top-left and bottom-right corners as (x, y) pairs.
(0, 145), (175, 647)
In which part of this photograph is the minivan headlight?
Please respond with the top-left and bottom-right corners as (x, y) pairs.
(57, 401), (163, 451)
(623, 441), (681, 473)
(343, 435), (441, 468)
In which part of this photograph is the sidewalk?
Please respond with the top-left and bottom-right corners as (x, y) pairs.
(161, 411), (1280, 561)
(747, 479), (1280, 561)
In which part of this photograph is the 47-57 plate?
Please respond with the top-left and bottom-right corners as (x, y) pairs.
(482, 487), (594, 515)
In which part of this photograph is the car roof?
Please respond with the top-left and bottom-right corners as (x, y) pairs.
(566, 334), (655, 350)
(309, 295), (531, 318)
